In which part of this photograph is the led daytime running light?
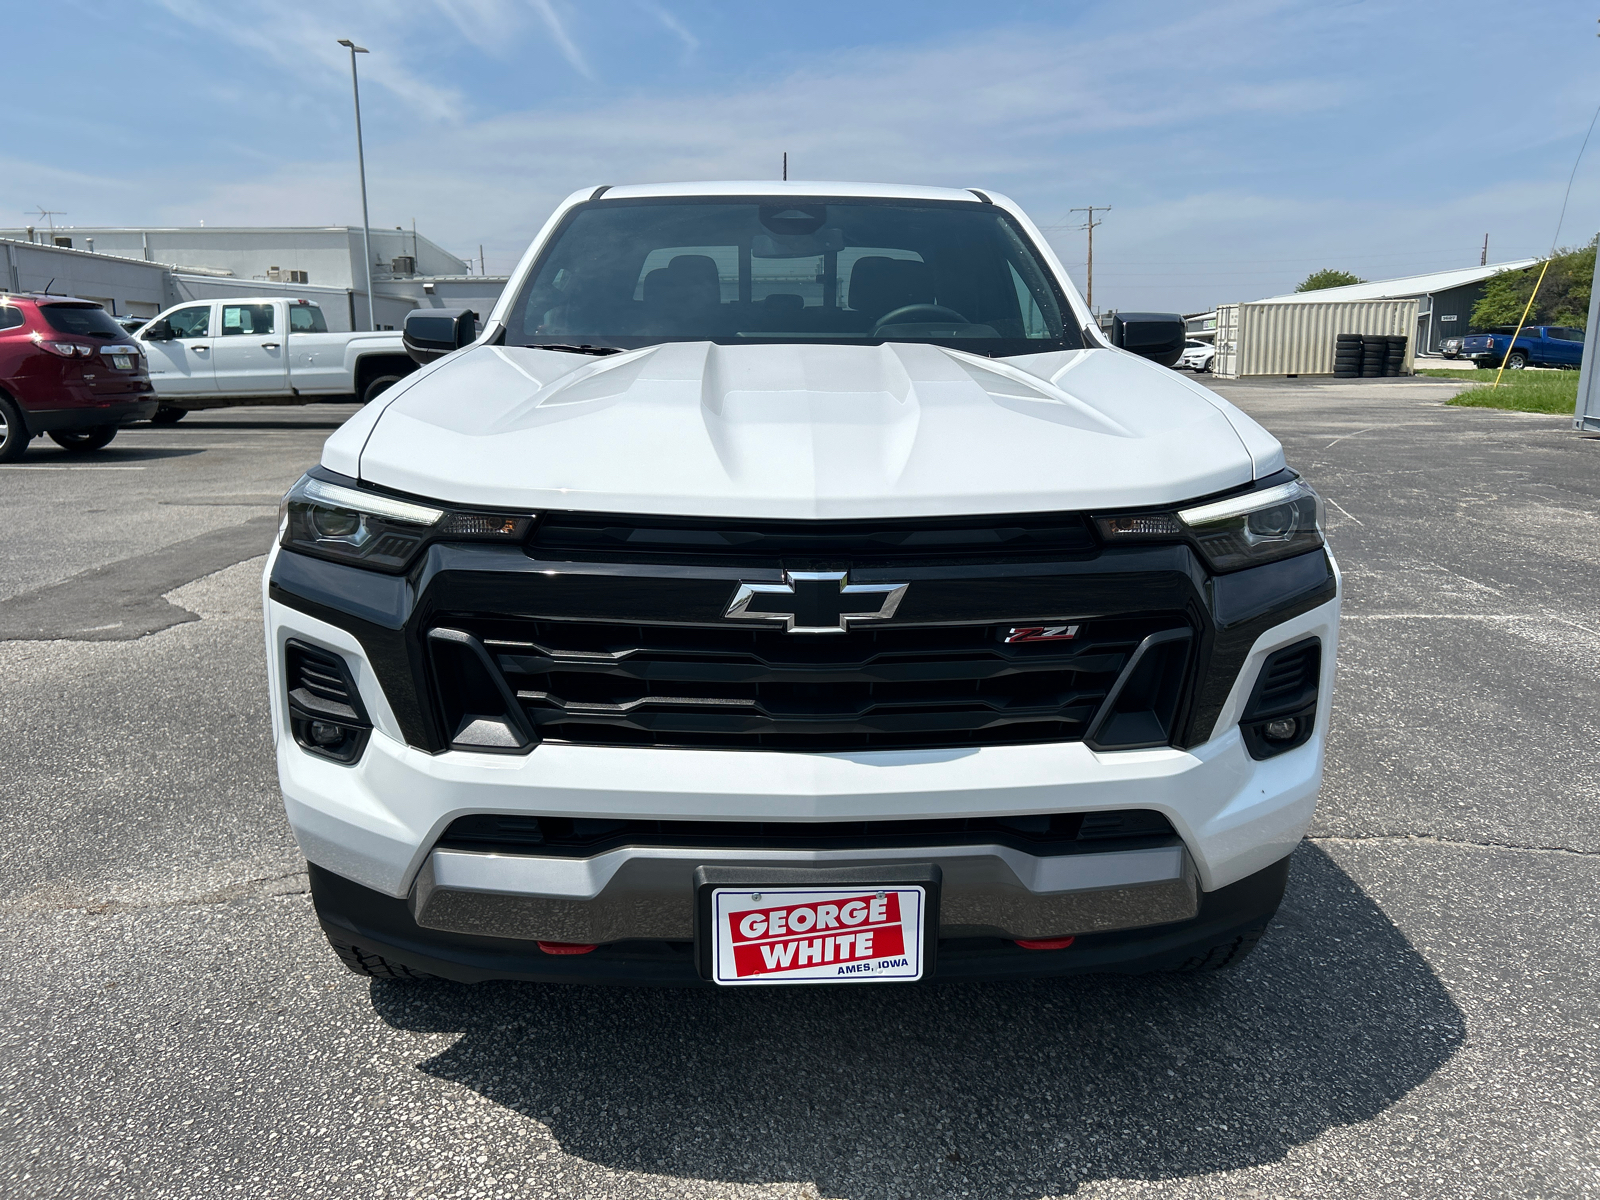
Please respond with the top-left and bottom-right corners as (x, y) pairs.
(1178, 480), (1308, 528)
(299, 478), (443, 526)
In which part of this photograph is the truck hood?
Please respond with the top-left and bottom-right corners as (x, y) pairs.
(348, 341), (1281, 518)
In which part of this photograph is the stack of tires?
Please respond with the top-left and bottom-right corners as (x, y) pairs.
(1383, 335), (1407, 377)
(1359, 335), (1389, 377)
(1334, 334), (1362, 378)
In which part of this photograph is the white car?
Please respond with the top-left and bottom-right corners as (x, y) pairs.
(1178, 338), (1215, 372)
(134, 297), (417, 423)
(265, 181), (1339, 988)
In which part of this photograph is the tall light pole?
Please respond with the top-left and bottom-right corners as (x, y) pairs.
(337, 39), (375, 332)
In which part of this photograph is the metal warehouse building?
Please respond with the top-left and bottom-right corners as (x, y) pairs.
(1254, 260), (1539, 355)
(0, 225), (507, 331)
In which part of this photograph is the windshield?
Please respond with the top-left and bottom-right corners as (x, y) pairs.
(503, 197), (1082, 356)
(41, 304), (127, 338)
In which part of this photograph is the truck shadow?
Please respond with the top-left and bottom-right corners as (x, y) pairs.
(370, 841), (1463, 1197)
(26, 446), (205, 462)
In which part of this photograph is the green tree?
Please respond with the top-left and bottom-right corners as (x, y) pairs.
(1471, 241), (1595, 330)
(1295, 268), (1365, 292)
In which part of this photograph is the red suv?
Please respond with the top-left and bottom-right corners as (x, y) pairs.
(0, 293), (157, 461)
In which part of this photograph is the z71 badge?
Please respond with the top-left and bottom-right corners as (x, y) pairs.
(1003, 625), (1079, 644)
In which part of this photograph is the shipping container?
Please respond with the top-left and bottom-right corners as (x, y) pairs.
(1211, 298), (1418, 379)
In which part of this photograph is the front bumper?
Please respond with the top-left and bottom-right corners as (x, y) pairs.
(411, 839), (1198, 943)
(310, 853), (1292, 986)
(264, 531), (1339, 979)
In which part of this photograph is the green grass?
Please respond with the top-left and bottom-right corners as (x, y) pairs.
(1444, 370), (1580, 414)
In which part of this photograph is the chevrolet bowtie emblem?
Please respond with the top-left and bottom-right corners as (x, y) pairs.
(724, 571), (909, 634)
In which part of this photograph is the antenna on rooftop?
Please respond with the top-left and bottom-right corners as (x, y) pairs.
(29, 208), (65, 241)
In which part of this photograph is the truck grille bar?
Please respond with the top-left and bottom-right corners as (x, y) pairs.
(428, 615), (1191, 752)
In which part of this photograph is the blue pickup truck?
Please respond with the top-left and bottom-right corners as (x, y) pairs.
(1462, 325), (1585, 370)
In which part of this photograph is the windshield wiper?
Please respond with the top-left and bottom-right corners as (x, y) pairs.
(529, 343), (625, 356)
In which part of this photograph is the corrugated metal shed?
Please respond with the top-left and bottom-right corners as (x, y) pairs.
(1212, 299), (1418, 378)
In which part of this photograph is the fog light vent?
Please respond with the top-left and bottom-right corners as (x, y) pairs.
(285, 640), (371, 764)
(1240, 637), (1320, 760)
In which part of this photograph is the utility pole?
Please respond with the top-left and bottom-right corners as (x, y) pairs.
(479, 245), (485, 275)
(337, 39), (375, 332)
(1069, 206), (1110, 311)
(1481, 234), (1489, 267)
(783, 151), (788, 181)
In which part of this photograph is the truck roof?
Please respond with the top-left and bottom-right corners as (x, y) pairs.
(165, 296), (322, 306)
(595, 181), (999, 204)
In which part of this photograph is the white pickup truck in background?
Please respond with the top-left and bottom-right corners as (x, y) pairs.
(135, 297), (418, 423)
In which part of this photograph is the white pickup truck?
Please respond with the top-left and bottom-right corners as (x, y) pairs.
(134, 297), (418, 423)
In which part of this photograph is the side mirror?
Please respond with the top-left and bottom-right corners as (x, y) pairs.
(143, 318), (174, 342)
(1102, 312), (1185, 367)
(403, 308), (478, 365)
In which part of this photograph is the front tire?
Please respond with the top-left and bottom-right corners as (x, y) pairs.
(1167, 920), (1269, 972)
(325, 931), (438, 982)
(48, 425), (118, 453)
(150, 406), (187, 425)
(361, 372), (405, 405)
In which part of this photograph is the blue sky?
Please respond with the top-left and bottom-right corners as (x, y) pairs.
(5, 0), (1598, 311)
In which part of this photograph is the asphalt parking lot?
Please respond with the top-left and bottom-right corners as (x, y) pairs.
(1, 380), (1597, 1199)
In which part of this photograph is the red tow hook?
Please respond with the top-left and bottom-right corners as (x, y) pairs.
(537, 941), (598, 955)
(1013, 936), (1076, 951)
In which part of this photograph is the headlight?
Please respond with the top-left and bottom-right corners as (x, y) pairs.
(1093, 478), (1324, 573)
(1177, 479), (1324, 572)
(279, 475), (533, 572)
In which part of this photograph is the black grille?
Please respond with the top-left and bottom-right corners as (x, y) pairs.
(529, 510), (1097, 566)
(438, 809), (1179, 856)
(431, 614), (1188, 752)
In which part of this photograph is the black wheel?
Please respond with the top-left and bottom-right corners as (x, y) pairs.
(48, 425), (117, 452)
(1505, 351), (1527, 370)
(325, 931), (438, 981)
(0, 395), (29, 462)
(150, 406), (187, 425)
(1167, 920), (1269, 972)
(360, 371), (405, 405)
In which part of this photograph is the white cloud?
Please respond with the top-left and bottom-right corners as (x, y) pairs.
(528, 0), (594, 79)
(638, 0), (698, 54)
(151, 0), (468, 121)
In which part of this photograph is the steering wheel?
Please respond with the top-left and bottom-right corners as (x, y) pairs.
(872, 303), (970, 331)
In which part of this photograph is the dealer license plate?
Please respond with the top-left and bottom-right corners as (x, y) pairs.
(709, 885), (926, 986)
(111, 354), (132, 369)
